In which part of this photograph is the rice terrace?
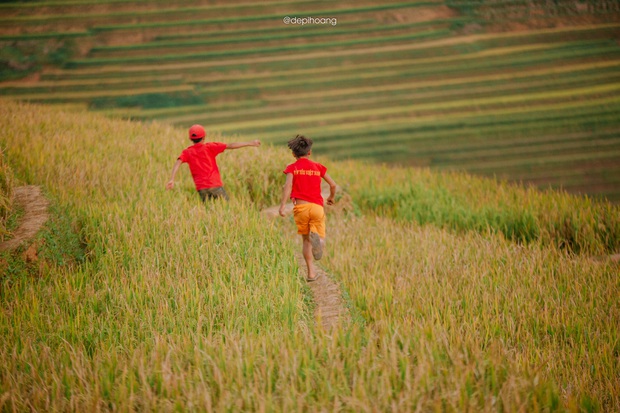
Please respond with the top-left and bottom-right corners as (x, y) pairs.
(1, 0), (620, 411)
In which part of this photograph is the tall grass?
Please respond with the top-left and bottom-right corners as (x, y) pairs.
(1, 100), (619, 411)
(0, 145), (14, 242)
(346, 163), (620, 255)
(323, 209), (620, 412)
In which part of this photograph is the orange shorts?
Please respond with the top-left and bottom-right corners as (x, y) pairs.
(293, 203), (325, 238)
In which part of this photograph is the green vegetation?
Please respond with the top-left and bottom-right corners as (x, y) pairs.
(0, 145), (14, 242)
(66, 30), (451, 67)
(2, 1), (616, 200)
(0, 39), (73, 80)
(446, 0), (620, 25)
(350, 166), (620, 254)
(1, 99), (619, 411)
(87, 2), (440, 32)
(89, 91), (205, 110)
(87, 21), (450, 57)
(1, 200), (87, 279)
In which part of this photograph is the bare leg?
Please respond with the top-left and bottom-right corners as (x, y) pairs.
(309, 231), (324, 260)
(301, 234), (317, 280)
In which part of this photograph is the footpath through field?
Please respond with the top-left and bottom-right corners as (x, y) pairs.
(0, 186), (49, 252)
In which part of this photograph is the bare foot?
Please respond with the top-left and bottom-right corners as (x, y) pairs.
(307, 272), (322, 282)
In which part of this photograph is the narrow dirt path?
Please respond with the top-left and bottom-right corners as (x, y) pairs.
(294, 252), (350, 331)
(262, 185), (351, 331)
(0, 185), (49, 252)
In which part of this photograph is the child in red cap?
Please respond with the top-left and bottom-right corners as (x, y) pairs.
(279, 134), (336, 282)
(166, 124), (260, 201)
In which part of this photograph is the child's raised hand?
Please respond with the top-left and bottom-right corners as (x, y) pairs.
(252, 140), (261, 147)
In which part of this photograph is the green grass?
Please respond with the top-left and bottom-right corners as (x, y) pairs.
(198, 83), (620, 135)
(0, 38), (74, 81)
(328, 124), (620, 163)
(152, 18), (378, 41)
(0, 75), (184, 94)
(346, 165), (620, 254)
(10, 85), (196, 102)
(38, 41), (558, 81)
(87, 2), (441, 32)
(0, 0), (177, 7)
(186, 44), (619, 93)
(232, 96), (620, 140)
(38, 27), (620, 81)
(171, 67), (619, 126)
(317, 106), (620, 141)
(9, 44), (617, 105)
(88, 21), (448, 55)
(0, 0), (340, 24)
(0, 146), (14, 242)
(65, 25), (620, 68)
(88, 91), (205, 110)
(446, 0), (620, 23)
(66, 29), (451, 67)
(0, 31), (89, 41)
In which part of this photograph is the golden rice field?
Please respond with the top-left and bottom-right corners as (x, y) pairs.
(1, 100), (619, 412)
(2, 1), (620, 411)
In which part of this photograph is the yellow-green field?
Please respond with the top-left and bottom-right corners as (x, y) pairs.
(1, 100), (619, 411)
(2, 1), (620, 410)
(0, 146), (14, 241)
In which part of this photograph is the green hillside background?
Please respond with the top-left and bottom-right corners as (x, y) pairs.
(1, 0), (620, 202)
(1, 1), (620, 411)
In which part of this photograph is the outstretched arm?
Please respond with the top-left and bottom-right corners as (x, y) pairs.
(323, 173), (337, 205)
(166, 159), (182, 190)
(279, 173), (293, 217)
(226, 140), (261, 149)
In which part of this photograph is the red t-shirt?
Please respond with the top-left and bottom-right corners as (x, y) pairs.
(283, 158), (327, 206)
(178, 142), (227, 190)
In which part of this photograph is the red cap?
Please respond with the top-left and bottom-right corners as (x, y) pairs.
(189, 124), (205, 140)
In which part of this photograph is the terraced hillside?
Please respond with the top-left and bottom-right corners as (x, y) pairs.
(1, 0), (619, 201)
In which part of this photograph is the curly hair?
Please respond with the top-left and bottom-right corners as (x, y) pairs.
(287, 134), (313, 158)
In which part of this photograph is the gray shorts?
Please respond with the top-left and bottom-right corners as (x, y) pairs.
(198, 186), (229, 202)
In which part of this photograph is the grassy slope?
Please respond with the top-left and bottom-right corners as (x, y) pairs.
(1, 100), (619, 411)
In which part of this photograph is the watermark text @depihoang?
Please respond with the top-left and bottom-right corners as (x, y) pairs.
(283, 16), (337, 26)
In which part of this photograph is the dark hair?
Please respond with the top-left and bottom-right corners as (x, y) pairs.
(287, 134), (313, 158)
(191, 138), (203, 144)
